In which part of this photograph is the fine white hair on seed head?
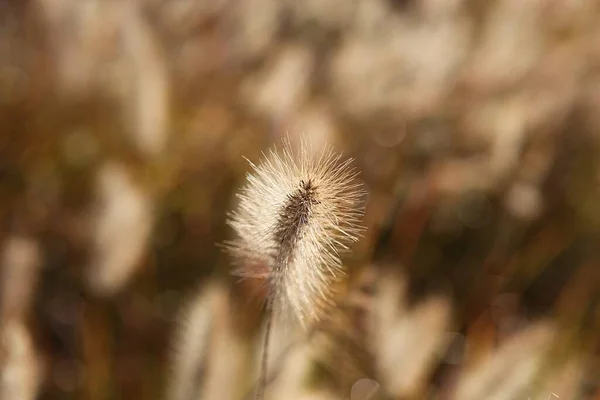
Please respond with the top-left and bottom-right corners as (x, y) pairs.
(226, 136), (366, 328)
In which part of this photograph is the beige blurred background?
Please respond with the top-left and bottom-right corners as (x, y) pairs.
(1, 0), (600, 399)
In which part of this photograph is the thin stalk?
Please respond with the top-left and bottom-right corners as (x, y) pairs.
(255, 296), (274, 400)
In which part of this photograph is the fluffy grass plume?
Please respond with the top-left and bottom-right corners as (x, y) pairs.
(226, 136), (366, 328)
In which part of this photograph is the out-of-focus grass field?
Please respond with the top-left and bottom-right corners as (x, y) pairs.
(1, 1), (600, 399)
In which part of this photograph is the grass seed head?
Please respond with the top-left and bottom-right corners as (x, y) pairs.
(226, 137), (366, 327)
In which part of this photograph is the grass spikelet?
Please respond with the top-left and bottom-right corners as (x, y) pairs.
(226, 136), (365, 399)
(226, 136), (366, 327)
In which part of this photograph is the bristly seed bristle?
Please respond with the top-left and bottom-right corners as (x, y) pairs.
(225, 136), (366, 328)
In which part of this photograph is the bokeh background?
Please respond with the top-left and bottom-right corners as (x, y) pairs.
(2, 0), (600, 399)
